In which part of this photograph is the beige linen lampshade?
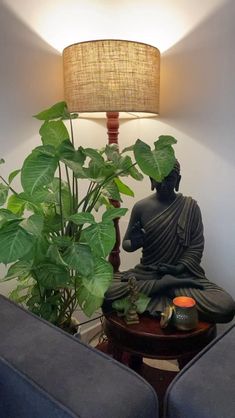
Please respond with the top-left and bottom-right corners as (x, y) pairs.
(63, 39), (160, 118)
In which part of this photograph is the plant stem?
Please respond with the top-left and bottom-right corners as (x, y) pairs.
(58, 163), (64, 236)
(31, 272), (43, 301)
(76, 163), (137, 212)
(65, 165), (73, 214)
(57, 288), (77, 325)
(69, 116), (75, 147)
(69, 115), (77, 213)
(0, 176), (18, 195)
(82, 181), (95, 212)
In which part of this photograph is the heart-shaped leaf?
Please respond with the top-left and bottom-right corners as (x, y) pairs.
(35, 263), (70, 288)
(3, 260), (32, 281)
(68, 212), (95, 225)
(83, 221), (115, 258)
(63, 243), (94, 277)
(0, 220), (34, 264)
(0, 184), (8, 206)
(21, 148), (58, 195)
(34, 101), (68, 120)
(76, 258), (113, 316)
(134, 139), (176, 182)
(114, 177), (134, 197)
(40, 121), (69, 148)
(102, 207), (128, 222)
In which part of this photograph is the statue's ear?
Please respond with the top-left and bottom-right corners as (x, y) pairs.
(175, 175), (181, 191)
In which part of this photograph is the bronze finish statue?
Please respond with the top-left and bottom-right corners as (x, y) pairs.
(104, 161), (235, 323)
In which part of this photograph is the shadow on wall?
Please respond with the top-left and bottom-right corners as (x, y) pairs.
(0, 3), (63, 157)
(160, 0), (235, 168)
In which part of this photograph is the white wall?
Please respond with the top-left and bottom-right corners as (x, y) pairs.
(0, 0), (235, 300)
(0, 3), (63, 293)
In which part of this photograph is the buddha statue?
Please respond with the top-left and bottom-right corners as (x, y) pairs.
(104, 161), (235, 323)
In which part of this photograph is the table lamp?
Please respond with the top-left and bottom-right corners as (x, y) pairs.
(63, 39), (160, 271)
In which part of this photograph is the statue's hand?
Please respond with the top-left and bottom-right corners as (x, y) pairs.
(158, 263), (185, 275)
(130, 221), (145, 249)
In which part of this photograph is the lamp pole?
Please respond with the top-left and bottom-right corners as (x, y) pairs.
(106, 112), (121, 272)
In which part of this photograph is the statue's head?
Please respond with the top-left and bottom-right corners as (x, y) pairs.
(150, 160), (181, 197)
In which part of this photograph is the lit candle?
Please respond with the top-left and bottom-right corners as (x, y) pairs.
(173, 296), (196, 308)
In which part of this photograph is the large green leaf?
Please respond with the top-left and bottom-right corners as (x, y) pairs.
(43, 212), (62, 233)
(21, 147), (58, 195)
(27, 237), (49, 265)
(128, 165), (144, 181)
(48, 178), (72, 218)
(117, 155), (133, 173)
(2, 260), (32, 281)
(103, 181), (122, 201)
(62, 159), (86, 178)
(155, 135), (177, 150)
(63, 243), (94, 277)
(58, 141), (85, 165)
(83, 221), (115, 258)
(34, 101), (69, 120)
(20, 190), (50, 206)
(0, 209), (19, 227)
(134, 139), (176, 182)
(68, 212), (95, 225)
(102, 207), (128, 222)
(94, 194), (111, 211)
(46, 244), (68, 267)
(40, 121), (69, 148)
(104, 144), (119, 163)
(0, 220), (34, 264)
(82, 258), (113, 296)
(9, 285), (32, 304)
(114, 177), (134, 197)
(121, 145), (135, 153)
(0, 184), (8, 206)
(83, 148), (105, 164)
(8, 169), (21, 184)
(35, 263), (70, 288)
(83, 162), (105, 181)
(20, 214), (44, 237)
(77, 258), (113, 316)
(7, 194), (26, 215)
(76, 286), (103, 317)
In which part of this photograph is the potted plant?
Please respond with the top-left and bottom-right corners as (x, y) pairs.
(0, 101), (177, 331)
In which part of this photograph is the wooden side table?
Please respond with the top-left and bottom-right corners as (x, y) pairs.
(103, 313), (216, 416)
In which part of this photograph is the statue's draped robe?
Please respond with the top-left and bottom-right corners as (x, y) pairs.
(128, 194), (205, 281)
(105, 194), (235, 322)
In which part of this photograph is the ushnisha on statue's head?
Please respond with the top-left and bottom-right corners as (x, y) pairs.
(150, 160), (181, 197)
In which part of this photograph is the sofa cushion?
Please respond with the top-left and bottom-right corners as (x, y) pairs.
(0, 295), (158, 418)
(164, 322), (235, 418)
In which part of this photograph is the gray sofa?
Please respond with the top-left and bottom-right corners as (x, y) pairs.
(0, 295), (158, 418)
(1, 294), (234, 418)
(164, 321), (235, 418)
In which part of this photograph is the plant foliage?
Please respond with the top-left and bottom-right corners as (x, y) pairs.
(0, 101), (177, 328)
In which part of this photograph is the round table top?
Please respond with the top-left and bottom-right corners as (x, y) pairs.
(104, 313), (217, 359)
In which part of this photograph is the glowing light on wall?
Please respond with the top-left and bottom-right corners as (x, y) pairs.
(2, 0), (226, 53)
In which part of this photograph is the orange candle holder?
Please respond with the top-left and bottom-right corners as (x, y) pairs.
(172, 296), (198, 331)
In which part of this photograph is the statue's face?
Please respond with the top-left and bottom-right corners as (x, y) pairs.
(151, 170), (180, 197)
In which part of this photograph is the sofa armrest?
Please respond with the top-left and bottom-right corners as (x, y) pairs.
(164, 322), (235, 418)
(0, 295), (158, 418)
